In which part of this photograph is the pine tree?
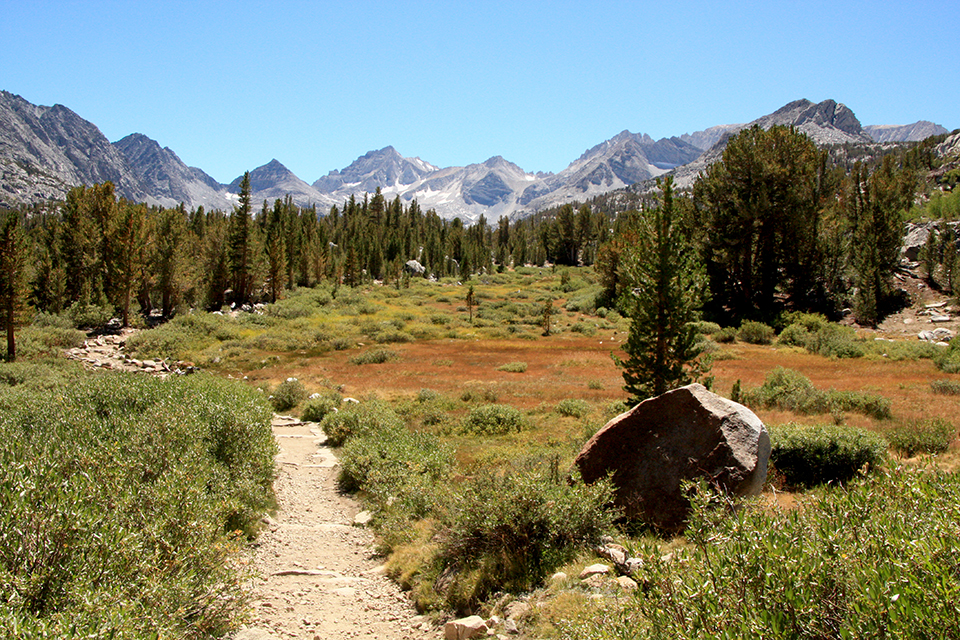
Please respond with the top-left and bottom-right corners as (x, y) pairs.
(616, 177), (707, 403)
(541, 297), (554, 336)
(107, 201), (147, 326)
(0, 210), (29, 361)
(465, 284), (476, 323)
(694, 125), (832, 323)
(847, 156), (915, 325)
(228, 172), (253, 304)
(152, 205), (189, 318)
(264, 198), (287, 302)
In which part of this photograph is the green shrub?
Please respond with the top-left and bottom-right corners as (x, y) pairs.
(497, 361), (528, 373)
(264, 288), (332, 319)
(301, 394), (342, 422)
(0, 371), (275, 636)
(777, 311), (829, 333)
(777, 322), (812, 347)
(935, 337), (960, 373)
(460, 388), (499, 403)
(887, 418), (957, 457)
(349, 348), (398, 365)
(32, 311), (76, 329)
(65, 300), (114, 329)
(570, 321), (597, 336)
(931, 379), (960, 395)
(332, 337), (353, 350)
(461, 403), (528, 435)
(738, 320), (775, 345)
(13, 324), (87, 358)
(556, 398), (590, 419)
(264, 378), (302, 412)
(564, 288), (599, 314)
(321, 399), (403, 446)
(804, 323), (865, 358)
(691, 320), (722, 336)
(439, 467), (615, 613)
(745, 367), (891, 419)
(574, 468), (960, 639)
(714, 327), (738, 343)
(768, 423), (888, 487)
(0, 358), (85, 391)
(125, 311), (241, 361)
(338, 427), (453, 516)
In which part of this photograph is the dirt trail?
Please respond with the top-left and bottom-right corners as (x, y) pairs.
(235, 416), (433, 640)
(64, 336), (436, 640)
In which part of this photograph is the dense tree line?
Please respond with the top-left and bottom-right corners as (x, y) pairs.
(7, 178), (597, 340)
(0, 125), (940, 361)
(598, 125), (924, 327)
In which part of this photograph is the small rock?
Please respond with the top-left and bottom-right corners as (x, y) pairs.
(623, 557), (644, 575)
(550, 571), (567, 582)
(932, 315), (952, 323)
(615, 576), (639, 591)
(444, 615), (488, 640)
(582, 574), (606, 589)
(353, 510), (373, 526)
(503, 601), (530, 620)
(579, 564), (610, 580)
(503, 619), (520, 635)
(597, 543), (628, 566)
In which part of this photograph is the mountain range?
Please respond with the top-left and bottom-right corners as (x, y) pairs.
(0, 90), (950, 221)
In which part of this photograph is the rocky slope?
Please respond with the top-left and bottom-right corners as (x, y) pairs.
(114, 133), (233, 211)
(0, 90), (145, 205)
(864, 121), (949, 143)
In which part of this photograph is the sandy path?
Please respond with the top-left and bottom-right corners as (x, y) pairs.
(234, 415), (435, 640)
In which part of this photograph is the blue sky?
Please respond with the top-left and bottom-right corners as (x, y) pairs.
(2, 0), (955, 183)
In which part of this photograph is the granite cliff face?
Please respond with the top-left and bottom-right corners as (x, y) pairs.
(0, 90), (144, 205)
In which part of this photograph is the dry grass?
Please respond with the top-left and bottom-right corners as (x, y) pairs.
(218, 270), (960, 469)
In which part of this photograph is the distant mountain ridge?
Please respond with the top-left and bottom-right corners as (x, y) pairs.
(0, 90), (950, 220)
(863, 121), (948, 143)
(670, 99), (884, 189)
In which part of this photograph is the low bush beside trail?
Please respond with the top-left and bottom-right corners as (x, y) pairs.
(0, 371), (276, 638)
(560, 468), (960, 638)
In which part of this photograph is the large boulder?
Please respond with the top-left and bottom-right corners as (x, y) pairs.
(574, 383), (770, 532)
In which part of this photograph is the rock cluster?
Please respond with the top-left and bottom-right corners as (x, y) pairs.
(64, 331), (196, 376)
(919, 327), (955, 345)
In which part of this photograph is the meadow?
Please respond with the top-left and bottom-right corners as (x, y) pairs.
(5, 265), (960, 637)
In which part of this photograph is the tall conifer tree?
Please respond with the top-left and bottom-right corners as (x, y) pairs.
(0, 210), (29, 361)
(616, 177), (707, 403)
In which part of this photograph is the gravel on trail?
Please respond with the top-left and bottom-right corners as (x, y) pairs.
(235, 415), (437, 640)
